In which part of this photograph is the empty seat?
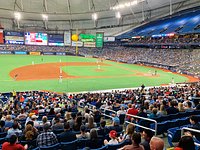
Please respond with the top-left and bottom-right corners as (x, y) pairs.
(60, 139), (78, 150)
(39, 143), (60, 150)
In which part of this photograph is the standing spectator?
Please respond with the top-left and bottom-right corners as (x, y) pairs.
(117, 106), (126, 117)
(37, 124), (58, 147)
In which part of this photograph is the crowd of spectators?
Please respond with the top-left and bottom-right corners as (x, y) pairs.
(0, 82), (199, 149)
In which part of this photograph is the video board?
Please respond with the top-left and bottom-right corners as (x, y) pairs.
(48, 34), (64, 46)
(25, 32), (47, 45)
(5, 31), (24, 44)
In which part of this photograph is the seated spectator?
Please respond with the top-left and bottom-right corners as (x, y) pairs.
(58, 122), (77, 142)
(89, 128), (103, 149)
(178, 103), (185, 112)
(4, 115), (13, 129)
(48, 108), (55, 116)
(40, 116), (50, 127)
(2, 134), (28, 150)
(7, 123), (22, 138)
(104, 130), (118, 145)
(119, 124), (135, 142)
(119, 132), (144, 150)
(17, 109), (27, 120)
(85, 115), (97, 129)
(20, 124), (38, 141)
(67, 112), (76, 129)
(184, 101), (194, 112)
(187, 115), (200, 141)
(150, 137), (164, 150)
(127, 104), (138, 121)
(108, 116), (123, 132)
(137, 106), (148, 118)
(166, 100), (179, 115)
(76, 125), (90, 139)
(0, 120), (5, 132)
(52, 117), (64, 131)
(98, 120), (109, 136)
(141, 129), (154, 150)
(37, 124), (58, 147)
(148, 108), (158, 119)
(73, 116), (83, 131)
(157, 105), (167, 117)
(31, 115), (40, 127)
(174, 135), (195, 150)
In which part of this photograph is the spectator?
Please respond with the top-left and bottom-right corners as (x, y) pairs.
(178, 103), (185, 112)
(157, 105), (167, 117)
(76, 125), (90, 139)
(117, 106), (126, 117)
(85, 115), (97, 129)
(108, 116), (123, 132)
(73, 116), (83, 131)
(119, 132), (144, 150)
(149, 108), (158, 119)
(119, 124), (135, 142)
(2, 134), (28, 150)
(104, 130), (118, 145)
(52, 117), (64, 131)
(7, 123), (22, 138)
(37, 124), (58, 147)
(67, 112), (76, 129)
(89, 128), (103, 149)
(141, 129), (154, 150)
(58, 122), (77, 142)
(0, 120), (5, 132)
(166, 101), (179, 115)
(127, 104), (139, 121)
(4, 115), (13, 129)
(150, 137), (164, 150)
(174, 135), (195, 150)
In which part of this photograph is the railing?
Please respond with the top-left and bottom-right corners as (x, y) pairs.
(125, 114), (158, 135)
(181, 127), (200, 147)
(100, 108), (117, 119)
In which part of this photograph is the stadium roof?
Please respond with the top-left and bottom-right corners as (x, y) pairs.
(0, 0), (199, 35)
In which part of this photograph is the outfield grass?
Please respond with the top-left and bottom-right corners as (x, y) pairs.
(0, 55), (188, 93)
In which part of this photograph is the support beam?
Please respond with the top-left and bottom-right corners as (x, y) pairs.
(67, 0), (72, 29)
(43, 0), (48, 12)
(14, 0), (23, 11)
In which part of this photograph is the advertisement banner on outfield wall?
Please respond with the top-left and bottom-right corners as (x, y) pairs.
(0, 50), (12, 54)
(56, 52), (66, 55)
(14, 51), (27, 55)
(84, 42), (96, 47)
(71, 41), (83, 47)
(43, 52), (55, 55)
(0, 30), (4, 44)
(64, 31), (71, 46)
(29, 52), (41, 55)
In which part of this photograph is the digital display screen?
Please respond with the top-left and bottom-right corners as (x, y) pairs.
(25, 32), (47, 45)
(48, 34), (64, 46)
(5, 31), (24, 45)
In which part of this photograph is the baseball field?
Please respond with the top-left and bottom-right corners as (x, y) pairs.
(0, 55), (198, 93)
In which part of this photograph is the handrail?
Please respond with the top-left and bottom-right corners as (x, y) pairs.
(181, 127), (200, 146)
(125, 114), (158, 135)
(100, 108), (117, 114)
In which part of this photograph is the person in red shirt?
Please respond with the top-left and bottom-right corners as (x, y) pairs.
(2, 134), (28, 150)
(127, 104), (139, 121)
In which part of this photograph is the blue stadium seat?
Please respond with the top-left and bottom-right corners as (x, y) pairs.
(0, 132), (7, 138)
(90, 145), (108, 150)
(60, 139), (78, 150)
(39, 143), (60, 150)
(107, 140), (128, 150)
(77, 139), (90, 149)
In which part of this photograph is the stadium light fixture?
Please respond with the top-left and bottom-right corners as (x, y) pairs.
(14, 12), (21, 20)
(42, 14), (48, 21)
(110, 0), (144, 10)
(115, 12), (121, 19)
(92, 13), (98, 21)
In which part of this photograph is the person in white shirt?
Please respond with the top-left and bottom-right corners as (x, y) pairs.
(104, 130), (118, 145)
(117, 106), (126, 117)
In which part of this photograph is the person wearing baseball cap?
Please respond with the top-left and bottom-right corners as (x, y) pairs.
(104, 130), (119, 145)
